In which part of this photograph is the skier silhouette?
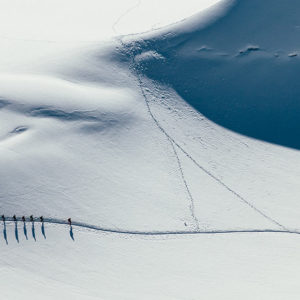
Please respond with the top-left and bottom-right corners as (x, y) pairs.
(1, 215), (5, 222)
(30, 215), (34, 222)
(40, 216), (44, 223)
(13, 215), (17, 222)
(22, 216), (25, 222)
(68, 218), (72, 226)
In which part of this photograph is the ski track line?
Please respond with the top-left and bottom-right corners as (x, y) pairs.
(2, 217), (300, 237)
(112, 0), (142, 35)
(113, 37), (201, 229)
(170, 141), (200, 231)
(117, 36), (287, 232)
(135, 75), (287, 231)
(120, 38), (288, 232)
(137, 76), (201, 230)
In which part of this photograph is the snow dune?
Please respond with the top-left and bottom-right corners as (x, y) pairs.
(1, 0), (300, 299)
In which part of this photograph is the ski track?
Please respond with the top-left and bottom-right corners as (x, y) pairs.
(116, 38), (289, 232)
(111, 36), (288, 232)
(135, 74), (288, 231)
(112, 35), (201, 230)
(112, 0), (142, 35)
(135, 74), (201, 229)
(136, 75), (201, 230)
(1, 217), (300, 237)
(170, 141), (200, 231)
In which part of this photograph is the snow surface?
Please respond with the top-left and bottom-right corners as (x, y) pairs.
(1, 0), (300, 299)
(0, 0), (220, 41)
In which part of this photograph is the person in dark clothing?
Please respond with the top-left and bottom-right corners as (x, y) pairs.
(22, 216), (25, 222)
(68, 218), (72, 225)
(30, 215), (34, 222)
(1, 215), (5, 222)
(40, 216), (44, 223)
(13, 215), (17, 222)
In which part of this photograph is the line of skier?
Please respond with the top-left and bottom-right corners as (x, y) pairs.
(1, 215), (72, 225)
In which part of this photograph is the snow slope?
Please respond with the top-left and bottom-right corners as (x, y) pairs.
(2, 222), (300, 300)
(134, 0), (300, 149)
(1, 0), (300, 299)
(0, 0), (220, 41)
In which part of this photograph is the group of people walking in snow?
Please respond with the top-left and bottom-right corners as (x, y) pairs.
(0, 215), (74, 243)
(1, 215), (72, 225)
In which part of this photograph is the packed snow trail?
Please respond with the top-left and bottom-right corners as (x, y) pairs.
(1, 217), (299, 237)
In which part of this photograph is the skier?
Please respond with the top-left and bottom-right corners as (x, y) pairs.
(68, 218), (72, 226)
(40, 216), (44, 223)
(30, 215), (34, 222)
(1, 215), (5, 222)
(13, 215), (17, 222)
(22, 216), (25, 222)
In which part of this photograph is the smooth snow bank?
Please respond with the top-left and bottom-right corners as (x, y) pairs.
(0, 0), (221, 42)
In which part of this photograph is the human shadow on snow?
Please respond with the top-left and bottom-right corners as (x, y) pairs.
(14, 220), (19, 243)
(3, 222), (8, 245)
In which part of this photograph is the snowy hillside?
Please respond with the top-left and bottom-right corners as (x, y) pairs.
(1, 0), (300, 299)
(133, 0), (300, 149)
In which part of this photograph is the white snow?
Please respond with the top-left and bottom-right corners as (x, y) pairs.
(0, 0), (221, 41)
(1, 0), (300, 299)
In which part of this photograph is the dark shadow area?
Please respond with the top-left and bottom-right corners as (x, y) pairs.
(141, 53), (300, 150)
(31, 221), (36, 241)
(14, 221), (19, 243)
(125, 0), (300, 151)
(69, 225), (74, 241)
(0, 99), (10, 109)
(3, 222), (8, 245)
(23, 222), (28, 240)
(41, 222), (46, 239)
